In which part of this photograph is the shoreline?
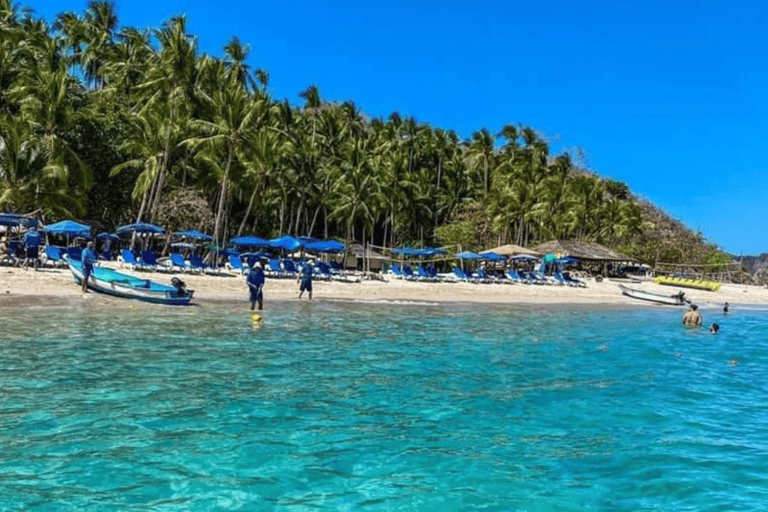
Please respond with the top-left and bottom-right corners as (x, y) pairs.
(2, 262), (767, 311)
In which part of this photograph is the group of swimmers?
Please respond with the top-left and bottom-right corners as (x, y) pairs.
(682, 301), (729, 333)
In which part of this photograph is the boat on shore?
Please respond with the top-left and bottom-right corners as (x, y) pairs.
(68, 259), (194, 305)
(618, 284), (688, 306)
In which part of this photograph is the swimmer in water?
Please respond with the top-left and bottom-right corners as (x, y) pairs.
(709, 322), (719, 334)
(682, 304), (702, 327)
(251, 313), (264, 328)
(723, 302), (729, 314)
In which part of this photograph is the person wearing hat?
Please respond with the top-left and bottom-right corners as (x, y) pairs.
(682, 303), (702, 327)
(298, 257), (314, 299)
(246, 261), (265, 310)
(81, 241), (98, 293)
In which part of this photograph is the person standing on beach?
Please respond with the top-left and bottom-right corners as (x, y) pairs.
(81, 241), (97, 293)
(247, 261), (265, 310)
(22, 227), (41, 270)
(298, 258), (314, 299)
(682, 304), (702, 327)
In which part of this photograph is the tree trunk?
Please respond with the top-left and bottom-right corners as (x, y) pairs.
(213, 149), (234, 246)
(237, 186), (258, 236)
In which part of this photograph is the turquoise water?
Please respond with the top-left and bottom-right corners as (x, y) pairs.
(1, 301), (768, 511)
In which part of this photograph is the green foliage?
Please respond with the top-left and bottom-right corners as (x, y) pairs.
(434, 221), (477, 251)
(704, 249), (732, 272)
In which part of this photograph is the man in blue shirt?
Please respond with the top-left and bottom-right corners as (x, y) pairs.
(247, 261), (265, 310)
(23, 227), (41, 270)
(298, 258), (314, 300)
(81, 241), (97, 293)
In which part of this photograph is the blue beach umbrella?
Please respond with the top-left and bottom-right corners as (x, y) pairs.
(268, 235), (304, 252)
(480, 251), (506, 261)
(305, 240), (346, 254)
(175, 229), (213, 241)
(43, 220), (91, 238)
(116, 222), (165, 235)
(229, 235), (270, 248)
(96, 232), (120, 242)
(455, 251), (482, 260)
(0, 213), (37, 228)
(511, 254), (539, 261)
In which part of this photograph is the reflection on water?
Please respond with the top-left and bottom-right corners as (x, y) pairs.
(1, 301), (767, 510)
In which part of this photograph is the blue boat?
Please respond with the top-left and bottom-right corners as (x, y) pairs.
(68, 259), (194, 305)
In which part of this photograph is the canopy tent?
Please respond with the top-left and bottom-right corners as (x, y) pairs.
(116, 222), (165, 235)
(268, 235), (304, 252)
(175, 229), (213, 241)
(482, 243), (541, 257)
(455, 251), (482, 260)
(229, 235), (270, 248)
(479, 251), (506, 261)
(305, 240), (346, 254)
(43, 220), (91, 238)
(0, 213), (37, 229)
(391, 247), (445, 258)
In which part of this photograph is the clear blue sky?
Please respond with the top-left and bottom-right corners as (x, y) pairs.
(29, 0), (768, 255)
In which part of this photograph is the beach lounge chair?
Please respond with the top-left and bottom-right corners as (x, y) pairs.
(417, 265), (437, 281)
(390, 263), (406, 279)
(267, 258), (284, 277)
(188, 253), (209, 273)
(402, 265), (417, 280)
(452, 267), (471, 282)
(282, 259), (300, 277)
(563, 271), (587, 287)
(120, 249), (139, 269)
(316, 261), (333, 280)
(169, 253), (190, 273)
(43, 245), (66, 268)
(140, 250), (163, 271)
(227, 254), (246, 275)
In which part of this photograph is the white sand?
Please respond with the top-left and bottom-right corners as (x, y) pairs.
(1, 262), (766, 309)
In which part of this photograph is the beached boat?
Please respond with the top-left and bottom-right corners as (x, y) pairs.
(654, 275), (721, 291)
(68, 259), (194, 305)
(618, 284), (688, 306)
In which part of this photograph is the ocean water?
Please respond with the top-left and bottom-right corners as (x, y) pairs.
(1, 300), (767, 511)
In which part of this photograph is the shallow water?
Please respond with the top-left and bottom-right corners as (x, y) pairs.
(1, 301), (767, 510)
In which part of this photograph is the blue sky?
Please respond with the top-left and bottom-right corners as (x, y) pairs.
(29, 0), (768, 255)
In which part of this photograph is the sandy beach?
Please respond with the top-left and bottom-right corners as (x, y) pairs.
(1, 262), (766, 310)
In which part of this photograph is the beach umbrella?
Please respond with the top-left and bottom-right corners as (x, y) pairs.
(116, 222), (165, 235)
(305, 240), (346, 254)
(479, 251), (506, 261)
(96, 232), (120, 242)
(229, 235), (270, 248)
(455, 251), (482, 260)
(268, 235), (304, 252)
(0, 213), (37, 229)
(175, 229), (213, 241)
(43, 220), (91, 238)
(171, 242), (196, 250)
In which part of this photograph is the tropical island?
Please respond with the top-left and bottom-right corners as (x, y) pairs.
(1, 0), (765, 288)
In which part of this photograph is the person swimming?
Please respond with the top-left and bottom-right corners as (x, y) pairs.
(709, 322), (719, 334)
(723, 302), (729, 314)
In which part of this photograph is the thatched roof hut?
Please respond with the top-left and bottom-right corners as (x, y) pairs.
(482, 243), (542, 257)
(533, 240), (631, 262)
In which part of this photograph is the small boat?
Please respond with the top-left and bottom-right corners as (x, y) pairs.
(618, 284), (688, 306)
(68, 259), (194, 305)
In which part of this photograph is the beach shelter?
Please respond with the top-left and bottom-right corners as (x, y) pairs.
(43, 220), (91, 238)
(268, 235), (304, 252)
(229, 235), (270, 248)
(175, 229), (213, 242)
(483, 243), (541, 257)
(305, 240), (346, 254)
(116, 222), (165, 235)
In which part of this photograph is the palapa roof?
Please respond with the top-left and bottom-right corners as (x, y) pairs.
(532, 240), (631, 261)
(482, 244), (542, 257)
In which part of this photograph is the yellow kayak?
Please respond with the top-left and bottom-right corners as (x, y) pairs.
(654, 275), (721, 291)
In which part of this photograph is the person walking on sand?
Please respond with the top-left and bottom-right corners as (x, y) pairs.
(682, 304), (702, 327)
(298, 258), (314, 300)
(81, 241), (97, 293)
(247, 261), (265, 310)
